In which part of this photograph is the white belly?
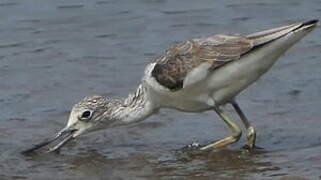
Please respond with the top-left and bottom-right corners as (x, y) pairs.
(208, 29), (310, 105)
(145, 28), (312, 112)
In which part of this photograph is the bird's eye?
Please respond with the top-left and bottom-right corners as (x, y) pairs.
(79, 110), (92, 121)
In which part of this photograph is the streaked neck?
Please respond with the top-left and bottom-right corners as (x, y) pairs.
(115, 84), (156, 124)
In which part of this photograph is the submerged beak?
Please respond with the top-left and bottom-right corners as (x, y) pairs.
(21, 127), (78, 155)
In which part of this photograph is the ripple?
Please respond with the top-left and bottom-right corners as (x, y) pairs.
(94, 33), (117, 38)
(57, 5), (84, 9)
(232, 16), (251, 22)
(0, 42), (26, 49)
(0, 2), (19, 7)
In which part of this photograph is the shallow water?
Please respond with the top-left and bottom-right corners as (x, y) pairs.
(1, 0), (321, 179)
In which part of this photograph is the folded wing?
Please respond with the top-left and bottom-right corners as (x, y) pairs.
(151, 34), (253, 90)
(151, 21), (309, 91)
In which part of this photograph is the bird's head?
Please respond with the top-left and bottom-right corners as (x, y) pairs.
(66, 95), (120, 137)
(22, 95), (123, 154)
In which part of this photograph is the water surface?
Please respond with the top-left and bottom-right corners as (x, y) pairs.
(1, 0), (321, 179)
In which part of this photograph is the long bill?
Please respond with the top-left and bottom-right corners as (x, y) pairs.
(21, 127), (78, 155)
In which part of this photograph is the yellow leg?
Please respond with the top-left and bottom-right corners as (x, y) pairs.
(231, 101), (257, 149)
(200, 107), (242, 150)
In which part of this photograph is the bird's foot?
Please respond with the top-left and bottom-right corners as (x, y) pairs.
(183, 142), (202, 150)
(242, 144), (263, 150)
(241, 144), (265, 154)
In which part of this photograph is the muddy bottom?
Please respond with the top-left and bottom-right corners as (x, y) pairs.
(1, 0), (321, 179)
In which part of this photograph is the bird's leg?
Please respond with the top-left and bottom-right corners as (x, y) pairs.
(200, 107), (242, 150)
(231, 101), (257, 149)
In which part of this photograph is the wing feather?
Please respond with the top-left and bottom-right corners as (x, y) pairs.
(151, 34), (253, 90)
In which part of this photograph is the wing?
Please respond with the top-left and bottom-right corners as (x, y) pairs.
(151, 34), (254, 91)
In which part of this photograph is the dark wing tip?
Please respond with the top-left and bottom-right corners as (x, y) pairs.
(302, 19), (319, 26)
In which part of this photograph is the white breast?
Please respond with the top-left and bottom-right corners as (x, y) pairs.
(143, 27), (314, 112)
(207, 29), (312, 105)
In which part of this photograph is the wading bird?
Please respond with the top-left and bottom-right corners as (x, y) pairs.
(22, 19), (318, 154)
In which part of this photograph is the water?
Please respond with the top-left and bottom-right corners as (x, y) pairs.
(1, 0), (321, 179)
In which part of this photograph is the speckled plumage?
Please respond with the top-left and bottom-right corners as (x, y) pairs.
(72, 84), (149, 125)
(75, 95), (117, 109)
(151, 35), (253, 90)
(21, 20), (318, 154)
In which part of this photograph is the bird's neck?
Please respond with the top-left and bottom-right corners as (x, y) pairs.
(115, 84), (156, 125)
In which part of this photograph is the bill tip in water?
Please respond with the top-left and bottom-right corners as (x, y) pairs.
(21, 144), (61, 155)
(21, 128), (77, 155)
(21, 141), (54, 155)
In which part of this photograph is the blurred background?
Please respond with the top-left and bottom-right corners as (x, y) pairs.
(0, 0), (320, 179)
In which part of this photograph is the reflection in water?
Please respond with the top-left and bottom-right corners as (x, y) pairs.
(65, 147), (279, 179)
(155, 148), (275, 179)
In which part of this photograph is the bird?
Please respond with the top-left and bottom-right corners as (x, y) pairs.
(22, 19), (318, 155)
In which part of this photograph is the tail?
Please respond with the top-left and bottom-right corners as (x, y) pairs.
(247, 19), (318, 47)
